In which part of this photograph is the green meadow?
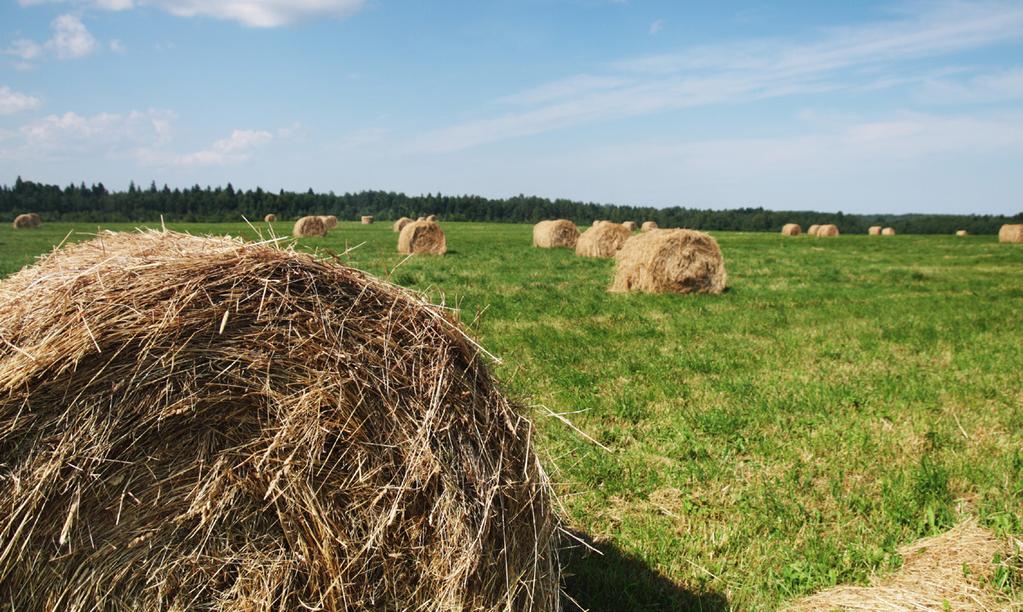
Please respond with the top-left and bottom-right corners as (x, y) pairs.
(1, 221), (1021, 610)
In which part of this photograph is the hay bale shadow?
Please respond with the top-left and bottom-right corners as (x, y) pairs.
(562, 531), (728, 611)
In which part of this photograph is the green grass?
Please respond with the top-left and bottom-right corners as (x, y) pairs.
(2, 221), (1022, 610)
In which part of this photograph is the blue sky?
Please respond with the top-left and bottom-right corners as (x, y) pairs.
(1, 1), (1022, 214)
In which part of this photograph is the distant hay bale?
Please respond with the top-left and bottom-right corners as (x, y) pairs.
(641, 221), (658, 232)
(816, 224), (839, 237)
(0, 230), (559, 610)
(999, 224), (1023, 243)
(868, 226), (882, 235)
(361, 215), (374, 224)
(11, 213), (41, 229)
(426, 214), (438, 222)
(622, 221), (637, 231)
(881, 227), (896, 236)
(956, 230), (969, 236)
(293, 215), (327, 238)
(263, 214), (276, 223)
(318, 215), (338, 230)
(807, 224), (820, 236)
(533, 219), (580, 249)
(781, 223), (801, 236)
(398, 220), (446, 255)
(787, 520), (1014, 611)
(610, 229), (726, 295)
(393, 217), (412, 232)
(575, 221), (632, 258)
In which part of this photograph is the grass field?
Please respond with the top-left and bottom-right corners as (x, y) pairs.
(2, 221), (1021, 610)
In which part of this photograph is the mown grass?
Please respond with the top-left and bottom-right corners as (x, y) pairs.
(2, 221), (1021, 609)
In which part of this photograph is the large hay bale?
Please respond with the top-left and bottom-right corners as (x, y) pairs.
(393, 217), (412, 232)
(264, 213), (277, 223)
(361, 215), (374, 225)
(398, 219), (446, 255)
(781, 223), (801, 236)
(11, 213), (41, 229)
(641, 221), (658, 232)
(293, 215), (327, 237)
(999, 224), (1023, 243)
(868, 226), (882, 235)
(533, 219), (580, 249)
(956, 230), (969, 236)
(609, 229), (726, 294)
(881, 227), (896, 236)
(622, 221), (637, 231)
(816, 224), (839, 237)
(575, 221), (632, 258)
(807, 224), (820, 236)
(0, 230), (559, 610)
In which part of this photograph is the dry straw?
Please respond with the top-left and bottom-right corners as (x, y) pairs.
(999, 224), (1023, 243)
(398, 219), (447, 255)
(816, 224), (840, 237)
(781, 223), (802, 236)
(956, 230), (969, 236)
(807, 224), (821, 236)
(622, 221), (637, 231)
(882, 227), (896, 236)
(11, 213), (41, 229)
(263, 213), (277, 223)
(533, 219), (580, 249)
(361, 215), (374, 224)
(0, 230), (559, 610)
(868, 226), (882, 235)
(426, 214), (438, 222)
(393, 217), (412, 232)
(610, 229), (726, 294)
(576, 221), (632, 258)
(641, 221), (658, 232)
(787, 519), (1019, 611)
(293, 215), (327, 237)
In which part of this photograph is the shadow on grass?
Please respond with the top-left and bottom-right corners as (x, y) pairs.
(562, 531), (728, 611)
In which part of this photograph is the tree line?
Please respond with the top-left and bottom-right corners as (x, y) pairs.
(2, 177), (1019, 234)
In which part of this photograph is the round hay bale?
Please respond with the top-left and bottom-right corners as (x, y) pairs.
(263, 213), (277, 223)
(881, 227), (896, 236)
(781, 223), (801, 236)
(11, 213), (41, 229)
(398, 220), (446, 255)
(293, 215), (327, 238)
(0, 230), (559, 610)
(610, 229), (726, 294)
(868, 226), (882, 235)
(426, 214), (438, 222)
(641, 221), (658, 232)
(956, 230), (969, 237)
(361, 215), (374, 225)
(575, 221), (632, 258)
(998, 224), (1023, 243)
(318, 215), (339, 230)
(393, 217), (412, 232)
(816, 224), (839, 237)
(807, 224), (820, 236)
(622, 221), (637, 231)
(533, 219), (580, 249)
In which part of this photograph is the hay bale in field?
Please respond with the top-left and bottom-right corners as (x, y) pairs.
(781, 224), (801, 236)
(881, 227), (896, 236)
(393, 216), (412, 232)
(641, 221), (658, 232)
(609, 229), (726, 294)
(868, 226), (882, 235)
(807, 224), (820, 236)
(293, 215), (327, 238)
(319, 215), (339, 230)
(622, 221), (637, 231)
(361, 215), (374, 225)
(533, 219), (580, 249)
(263, 213), (277, 223)
(816, 224), (839, 237)
(398, 219), (446, 255)
(426, 214), (438, 222)
(787, 520), (1014, 611)
(575, 221), (632, 258)
(999, 224), (1023, 243)
(0, 230), (559, 610)
(11, 213), (41, 229)
(956, 230), (969, 236)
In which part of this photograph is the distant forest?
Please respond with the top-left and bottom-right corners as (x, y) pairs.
(3, 177), (1020, 234)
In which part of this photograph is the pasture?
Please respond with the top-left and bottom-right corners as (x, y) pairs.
(1, 221), (1021, 609)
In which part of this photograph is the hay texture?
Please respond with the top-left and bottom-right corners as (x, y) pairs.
(999, 224), (1023, 243)
(816, 224), (839, 237)
(398, 219), (447, 255)
(882, 227), (896, 236)
(787, 520), (1018, 611)
(293, 215), (327, 238)
(868, 226), (882, 235)
(781, 224), (802, 236)
(575, 221), (632, 258)
(319, 215), (339, 230)
(610, 229), (726, 294)
(0, 230), (559, 610)
(426, 214), (438, 222)
(11, 213), (41, 229)
(263, 214), (277, 223)
(393, 217), (412, 232)
(641, 221), (658, 232)
(956, 230), (969, 236)
(361, 215), (374, 225)
(807, 224), (820, 236)
(533, 220), (580, 249)
(622, 221), (637, 231)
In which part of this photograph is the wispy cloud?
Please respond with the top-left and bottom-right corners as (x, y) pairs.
(46, 14), (97, 59)
(17, 0), (366, 27)
(164, 129), (274, 166)
(0, 86), (42, 115)
(1, 109), (174, 160)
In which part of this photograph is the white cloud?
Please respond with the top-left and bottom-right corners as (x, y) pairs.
(152, 129), (274, 166)
(17, 0), (365, 27)
(5, 109), (175, 161)
(918, 68), (1023, 104)
(649, 19), (664, 35)
(46, 14), (97, 59)
(0, 86), (42, 114)
(5, 39), (43, 60)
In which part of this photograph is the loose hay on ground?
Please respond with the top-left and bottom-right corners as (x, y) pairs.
(999, 224), (1023, 243)
(0, 230), (559, 610)
(781, 224), (802, 236)
(533, 219), (580, 249)
(575, 221), (632, 258)
(609, 228), (727, 294)
(398, 219), (447, 255)
(293, 215), (327, 237)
